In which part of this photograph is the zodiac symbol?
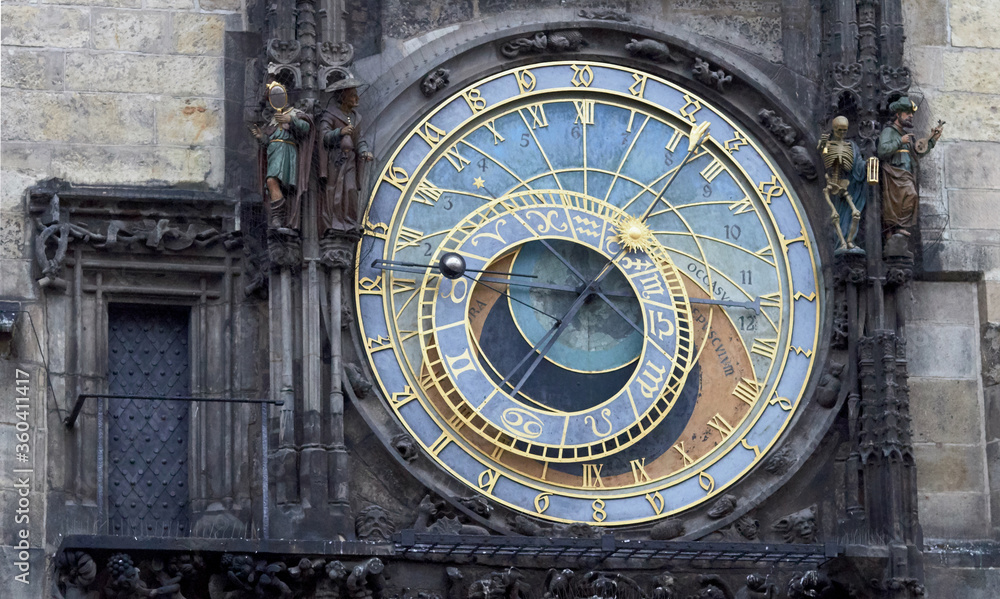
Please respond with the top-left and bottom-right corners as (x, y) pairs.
(502, 407), (543, 439)
(584, 408), (613, 437)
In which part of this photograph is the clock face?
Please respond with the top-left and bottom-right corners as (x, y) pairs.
(355, 61), (821, 525)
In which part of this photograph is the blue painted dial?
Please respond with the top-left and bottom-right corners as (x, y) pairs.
(355, 62), (822, 525)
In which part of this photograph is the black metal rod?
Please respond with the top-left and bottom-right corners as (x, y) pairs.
(65, 394), (283, 429)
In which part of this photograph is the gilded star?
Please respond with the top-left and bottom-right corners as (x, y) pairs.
(473, 177), (485, 189)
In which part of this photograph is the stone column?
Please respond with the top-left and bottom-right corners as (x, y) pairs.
(321, 231), (356, 538)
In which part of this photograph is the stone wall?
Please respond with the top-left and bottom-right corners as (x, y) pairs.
(902, 0), (1000, 540)
(0, 2), (239, 596)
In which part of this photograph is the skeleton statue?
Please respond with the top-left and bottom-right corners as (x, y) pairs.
(818, 116), (866, 251)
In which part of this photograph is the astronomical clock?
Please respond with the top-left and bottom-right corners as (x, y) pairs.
(354, 61), (822, 527)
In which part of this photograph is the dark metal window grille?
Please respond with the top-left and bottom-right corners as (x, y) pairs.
(106, 304), (191, 537)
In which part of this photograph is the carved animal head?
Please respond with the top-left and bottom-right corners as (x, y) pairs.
(692, 58), (711, 77)
(772, 504), (817, 543)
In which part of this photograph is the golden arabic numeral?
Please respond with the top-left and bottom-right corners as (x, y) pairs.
(680, 94), (702, 122)
(418, 122), (447, 147)
(477, 469), (500, 494)
(645, 491), (665, 515)
(444, 349), (477, 378)
(364, 220), (389, 240)
(768, 394), (794, 411)
(629, 73), (648, 97)
(515, 68), (537, 93)
(366, 335), (393, 353)
(698, 471), (716, 494)
(383, 165), (409, 190)
(757, 176), (785, 204)
(741, 438), (762, 458)
(389, 386), (418, 407)
(723, 132), (749, 154)
(629, 458), (651, 484)
(700, 157), (725, 182)
(534, 493), (551, 514)
(583, 463), (605, 488)
(444, 144), (471, 172)
(706, 413), (735, 440)
(358, 275), (383, 294)
(751, 338), (778, 360)
(570, 64), (594, 87)
(573, 99), (595, 125)
(592, 499), (607, 522)
(462, 88), (487, 112)
(525, 104), (548, 129)
(732, 378), (763, 406)
(484, 119), (505, 145)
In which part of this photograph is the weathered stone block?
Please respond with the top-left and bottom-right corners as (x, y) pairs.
(155, 97), (223, 147)
(146, 0), (195, 10)
(1, 169), (38, 215)
(985, 281), (1000, 323)
(0, 48), (65, 90)
(914, 442), (987, 494)
(906, 281), (977, 325)
(0, 6), (91, 48)
(0, 547), (47, 598)
(950, 190), (1000, 231)
(42, 0), (140, 8)
(93, 10), (169, 53)
(0, 218), (28, 261)
(925, 565), (1000, 599)
(942, 49), (1000, 94)
(983, 325), (1000, 388)
(910, 378), (984, 444)
(918, 491), (989, 538)
(0, 145), (52, 180)
(172, 13), (225, 55)
(902, 0), (948, 47)
(2, 90), (155, 145)
(905, 46), (943, 89)
(922, 91), (1000, 142)
(64, 52), (223, 96)
(944, 142), (1000, 189)
(951, 0), (1000, 49)
(200, 0), (242, 11)
(907, 323), (979, 379)
(922, 238), (1000, 275)
(670, 14), (782, 63)
(51, 145), (223, 187)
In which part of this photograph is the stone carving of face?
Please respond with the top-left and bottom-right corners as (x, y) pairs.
(355, 505), (395, 542)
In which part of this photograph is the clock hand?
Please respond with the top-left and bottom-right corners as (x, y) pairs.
(371, 254), (537, 279)
(503, 256), (624, 396)
(638, 121), (711, 223)
(692, 296), (763, 314)
(476, 277), (633, 297)
(466, 273), (563, 324)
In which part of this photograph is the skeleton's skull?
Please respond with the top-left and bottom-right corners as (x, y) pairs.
(831, 116), (849, 139)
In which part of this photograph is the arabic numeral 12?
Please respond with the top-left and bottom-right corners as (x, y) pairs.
(741, 270), (752, 285)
